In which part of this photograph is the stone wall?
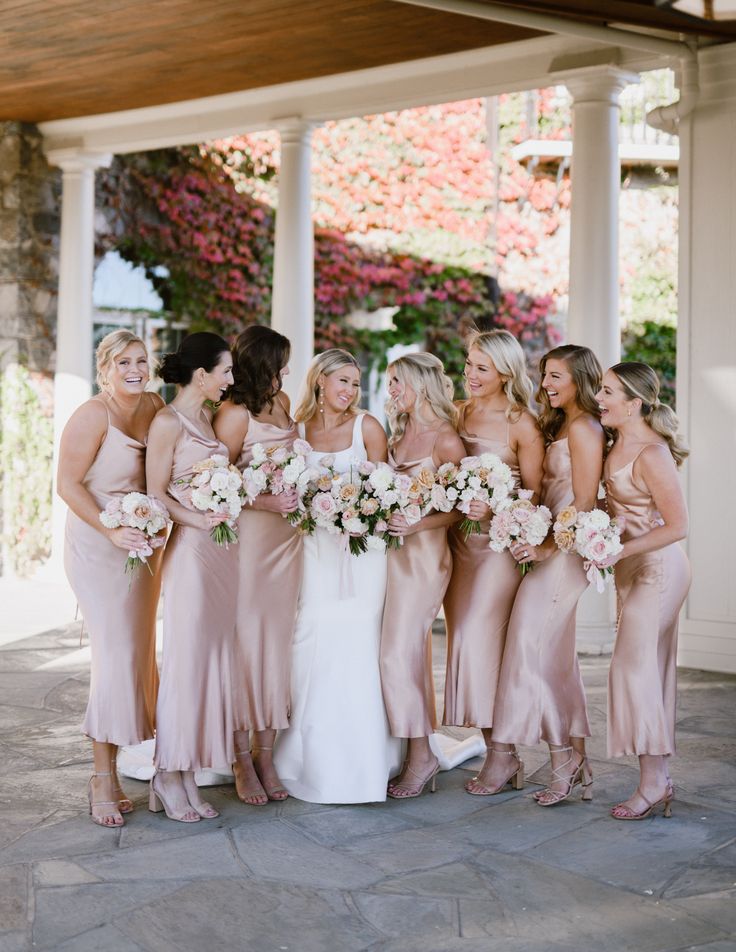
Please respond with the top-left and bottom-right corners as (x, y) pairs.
(0, 121), (60, 373)
(0, 122), (60, 575)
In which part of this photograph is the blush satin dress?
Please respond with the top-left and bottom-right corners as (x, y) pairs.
(443, 409), (522, 729)
(153, 407), (242, 772)
(492, 437), (591, 747)
(605, 445), (691, 757)
(234, 413), (303, 732)
(380, 441), (452, 739)
(64, 398), (162, 747)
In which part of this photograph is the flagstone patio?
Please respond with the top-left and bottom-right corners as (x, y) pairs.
(0, 578), (734, 952)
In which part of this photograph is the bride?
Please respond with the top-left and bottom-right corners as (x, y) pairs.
(273, 349), (402, 802)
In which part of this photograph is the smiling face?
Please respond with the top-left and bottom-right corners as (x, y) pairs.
(199, 350), (234, 403)
(387, 369), (417, 414)
(464, 346), (504, 398)
(596, 370), (638, 428)
(541, 357), (578, 413)
(321, 364), (361, 414)
(104, 342), (150, 397)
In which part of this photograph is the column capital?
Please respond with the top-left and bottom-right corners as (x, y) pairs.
(44, 146), (113, 173)
(273, 117), (317, 146)
(561, 65), (640, 105)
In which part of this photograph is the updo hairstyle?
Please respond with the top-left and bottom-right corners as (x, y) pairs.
(159, 332), (231, 386)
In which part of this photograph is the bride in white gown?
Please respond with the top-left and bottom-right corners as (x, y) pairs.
(274, 349), (402, 803)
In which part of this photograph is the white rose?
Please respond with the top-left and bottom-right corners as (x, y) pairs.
(251, 443), (267, 465)
(191, 488), (214, 511)
(210, 471), (230, 495)
(368, 466), (394, 493)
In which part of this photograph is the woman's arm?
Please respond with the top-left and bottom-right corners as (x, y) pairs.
(212, 400), (249, 465)
(145, 410), (213, 530)
(57, 401), (147, 550)
(609, 443), (688, 563)
(362, 414), (389, 464)
(568, 415), (605, 512)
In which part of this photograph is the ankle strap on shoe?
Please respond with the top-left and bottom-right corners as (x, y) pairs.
(487, 746), (518, 755)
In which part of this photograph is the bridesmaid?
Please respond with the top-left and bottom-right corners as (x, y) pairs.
(214, 324), (300, 805)
(442, 331), (545, 795)
(58, 329), (164, 827)
(380, 352), (466, 798)
(487, 345), (605, 806)
(597, 362), (690, 820)
(146, 332), (240, 823)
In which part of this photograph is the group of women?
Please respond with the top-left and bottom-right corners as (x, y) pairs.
(58, 322), (690, 829)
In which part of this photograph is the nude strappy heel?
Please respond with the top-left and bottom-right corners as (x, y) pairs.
(464, 746), (525, 796)
(611, 782), (674, 820)
(87, 772), (124, 828)
(387, 757), (440, 799)
(251, 745), (289, 801)
(536, 747), (593, 807)
(148, 773), (201, 823)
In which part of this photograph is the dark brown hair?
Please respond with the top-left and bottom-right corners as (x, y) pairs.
(159, 332), (230, 386)
(230, 325), (291, 414)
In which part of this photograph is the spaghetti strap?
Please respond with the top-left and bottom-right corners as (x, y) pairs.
(351, 413), (365, 451)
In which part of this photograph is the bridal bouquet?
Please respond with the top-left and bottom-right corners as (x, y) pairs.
(186, 454), (245, 546)
(488, 490), (552, 576)
(436, 453), (515, 538)
(99, 492), (169, 576)
(360, 463), (434, 551)
(308, 460), (374, 555)
(241, 440), (318, 528)
(553, 506), (623, 592)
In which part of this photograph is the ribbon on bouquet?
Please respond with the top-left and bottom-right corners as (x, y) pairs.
(584, 560), (608, 594)
(337, 533), (356, 601)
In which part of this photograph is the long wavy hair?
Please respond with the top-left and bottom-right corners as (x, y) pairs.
(96, 329), (148, 391)
(536, 344), (602, 443)
(229, 325), (291, 414)
(610, 361), (689, 467)
(386, 352), (458, 447)
(294, 349), (362, 423)
(465, 329), (535, 421)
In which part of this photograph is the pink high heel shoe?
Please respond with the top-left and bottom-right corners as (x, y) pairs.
(536, 747), (593, 807)
(611, 782), (674, 820)
(464, 746), (525, 796)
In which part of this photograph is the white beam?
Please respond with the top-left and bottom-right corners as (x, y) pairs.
(38, 35), (664, 155)
(46, 148), (112, 570)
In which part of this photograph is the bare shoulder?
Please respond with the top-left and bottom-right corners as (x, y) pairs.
(511, 408), (542, 440)
(637, 441), (675, 475)
(67, 397), (108, 434)
(149, 404), (181, 437)
(277, 391), (291, 414)
(436, 422), (465, 456)
(147, 391), (166, 412)
(568, 413), (604, 447)
(215, 399), (249, 425)
(360, 412), (386, 439)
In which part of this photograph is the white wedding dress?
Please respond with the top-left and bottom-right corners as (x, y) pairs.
(273, 414), (403, 803)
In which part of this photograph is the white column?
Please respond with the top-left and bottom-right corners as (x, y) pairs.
(563, 66), (636, 651)
(565, 65), (637, 372)
(677, 43), (736, 673)
(271, 119), (314, 402)
(46, 148), (112, 569)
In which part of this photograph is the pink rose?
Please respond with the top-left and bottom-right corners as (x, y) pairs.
(312, 493), (337, 519)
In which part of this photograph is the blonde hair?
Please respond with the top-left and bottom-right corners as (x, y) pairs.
(294, 349), (362, 423)
(537, 344), (602, 443)
(610, 362), (689, 467)
(95, 329), (148, 391)
(466, 330), (535, 420)
(386, 352), (458, 447)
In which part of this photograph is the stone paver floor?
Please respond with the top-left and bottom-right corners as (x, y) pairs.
(0, 600), (735, 951)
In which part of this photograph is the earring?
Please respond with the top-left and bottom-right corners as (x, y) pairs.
(627, 407), (631, 417)
(319, 386), (325, 414)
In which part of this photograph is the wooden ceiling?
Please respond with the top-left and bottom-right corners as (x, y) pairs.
(1, 0), (734, 124)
